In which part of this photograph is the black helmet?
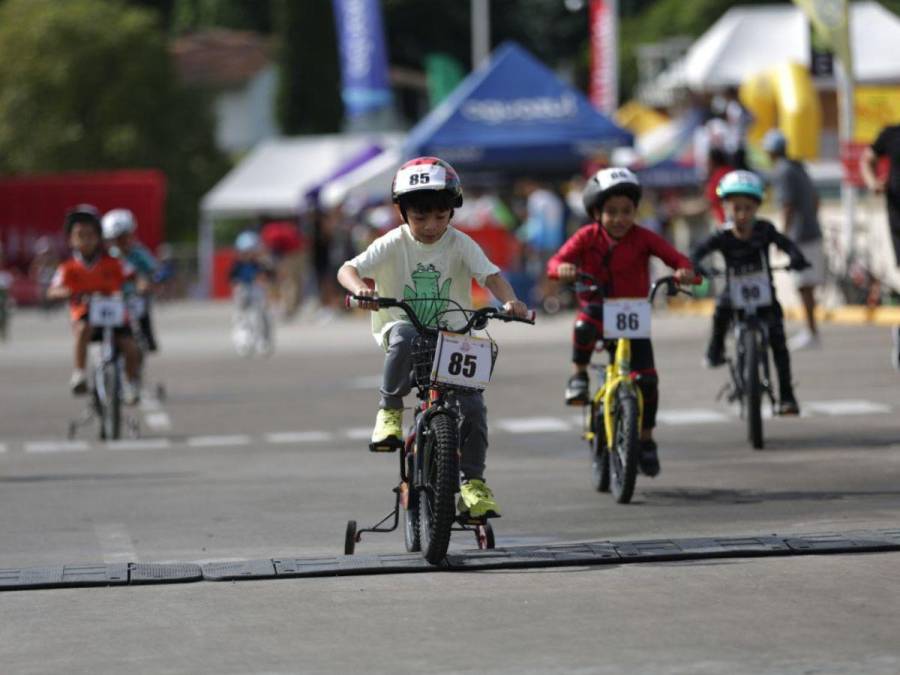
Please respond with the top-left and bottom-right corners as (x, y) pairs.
(64, 204), (102, 235)
(582, 167), (642, 216)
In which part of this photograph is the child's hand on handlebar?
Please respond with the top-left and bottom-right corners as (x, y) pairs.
(353, 286), (380, 311)
(502, 300), (529, 318)
(556, 263), (577, 283)
(674, 268), (700, 285)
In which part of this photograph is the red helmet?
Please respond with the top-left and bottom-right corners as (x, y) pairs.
(391, 156), (463, 207)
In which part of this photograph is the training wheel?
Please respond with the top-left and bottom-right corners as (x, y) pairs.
(475, 522), (495, 550)
(344, 520), (358, 555)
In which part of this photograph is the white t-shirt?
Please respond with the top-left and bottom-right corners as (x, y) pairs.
(347, 224), (500, 348)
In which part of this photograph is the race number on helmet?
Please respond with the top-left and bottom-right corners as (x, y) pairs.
(581, 167), (642, 215)
(391, 157), (463, 206)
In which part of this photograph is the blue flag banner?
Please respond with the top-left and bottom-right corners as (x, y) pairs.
(332, 0), (393, 118)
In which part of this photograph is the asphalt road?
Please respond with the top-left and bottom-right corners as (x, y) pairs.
(1, 301), (899, 674)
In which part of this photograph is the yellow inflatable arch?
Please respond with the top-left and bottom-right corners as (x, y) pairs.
(739, 62), (822, 160)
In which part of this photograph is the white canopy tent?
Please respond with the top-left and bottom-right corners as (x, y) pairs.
(664, 2), (900, 90)
(198, 133), (401, 295)
(319, 146), (403, 208)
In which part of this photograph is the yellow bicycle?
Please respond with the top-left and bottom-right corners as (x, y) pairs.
(579, 274), (692, 503)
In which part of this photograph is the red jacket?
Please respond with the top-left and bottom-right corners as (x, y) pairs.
(547, 223), (692, 301)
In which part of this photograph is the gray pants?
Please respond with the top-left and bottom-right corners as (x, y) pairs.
(380, 322), (488, 480)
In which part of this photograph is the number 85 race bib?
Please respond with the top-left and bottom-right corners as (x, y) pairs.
(602, 299), (651, 339)
(431, 332), (493, 390)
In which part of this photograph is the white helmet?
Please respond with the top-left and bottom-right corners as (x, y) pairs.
(102, 209), (137, 239)
(582, 167), (642, 215)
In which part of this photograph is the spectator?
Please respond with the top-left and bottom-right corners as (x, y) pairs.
(516, 178), (566, 307)
(705, 147), (736, 226)
(860, 123), (900, 370)
(764, 128), (824, 350)
(722, 86), (753, 169)
(28, 236), (58, 312)
(260, 217), (308, 320)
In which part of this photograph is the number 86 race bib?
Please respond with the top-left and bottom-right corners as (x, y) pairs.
(602, 299), (651, 339)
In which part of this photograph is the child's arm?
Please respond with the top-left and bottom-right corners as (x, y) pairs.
(484, 273), (528, 318)
(689, 233), (721, 273)
(765, 222), (809, 268)
(337, 263), (378, 310)
(645, 230), (696, 283)
(46, 266), (71, 300)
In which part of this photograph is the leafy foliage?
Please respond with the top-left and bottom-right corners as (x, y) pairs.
(0, 0), (229, 240)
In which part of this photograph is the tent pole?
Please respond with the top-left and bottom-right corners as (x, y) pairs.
(471, 0), (490, 69)
(198, 212), (214, 299)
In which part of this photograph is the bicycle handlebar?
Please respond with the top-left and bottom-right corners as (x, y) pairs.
(573, 271), (698, 301)
(345, 294), (536, 333)
(697, 264), (793, 277)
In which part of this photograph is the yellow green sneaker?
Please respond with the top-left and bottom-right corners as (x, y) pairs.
(369, 408), (403, 453)
(457, 479), (501, 519)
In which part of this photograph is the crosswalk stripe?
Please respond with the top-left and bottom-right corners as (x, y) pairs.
(495, 417), (572, 433)
(265, 431), (334, 444)
(25, 440), (90, 453)
(104, 439), (172, 451)
(805, 399), (892, 416)
(657, 409), (731, 425)
(186, 435), (251, 448)
(345, 427), (372, 440)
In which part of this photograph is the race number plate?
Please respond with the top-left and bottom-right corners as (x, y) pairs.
(602, 298), (651, 339)
(730, 270), (772, 310)
(432, 332), (493, 390)
(88, 296), (126, 327)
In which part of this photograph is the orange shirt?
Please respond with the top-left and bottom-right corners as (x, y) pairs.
(51, 253), (129, 321)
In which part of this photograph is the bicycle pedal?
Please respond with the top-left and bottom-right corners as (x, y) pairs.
(368, 439), (401, 453)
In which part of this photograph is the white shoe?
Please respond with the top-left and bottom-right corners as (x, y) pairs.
(70, 370), (88, 395)
(788, 330), (821, 351)
(122, 379), (140, 406)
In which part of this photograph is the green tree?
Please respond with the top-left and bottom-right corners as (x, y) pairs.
(273, 0), (342, 134)
(0, 0), (229, 240)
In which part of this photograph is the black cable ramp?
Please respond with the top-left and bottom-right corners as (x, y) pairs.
(2, 528), (898, 591)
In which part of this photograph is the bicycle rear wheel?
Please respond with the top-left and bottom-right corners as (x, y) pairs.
(742, 329), (764, 449)
(610, 388), (639, 504)
(418, 413), (458, 565)
(590, 402), (610, 493)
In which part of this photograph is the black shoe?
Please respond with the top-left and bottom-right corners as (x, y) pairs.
(777, 397), (800, 416)
(638, 440), (660, 477)
(565, 372), (589, 406)
(704, 349), (726, 369)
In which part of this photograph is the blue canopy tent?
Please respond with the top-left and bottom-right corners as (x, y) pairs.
(403, 42), (633, 172)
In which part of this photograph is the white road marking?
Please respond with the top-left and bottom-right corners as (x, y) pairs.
(186, 435), (251, 448)
(94, 523), (138, 563)
(345, 427), (373, 440)
(0, 443), (7, 454)
(346, 375), (384, 389)
(805, 399), (892, 416)
(657, 408), (731, 425)
(104, 438), (172, 451)
(144, 412), (172, 430)
(495, 417), (572, 433)
(265, 431), (334, 444)
(25, 440), (90, 453)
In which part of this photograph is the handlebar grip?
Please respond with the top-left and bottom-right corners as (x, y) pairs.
(344, 294), (360, 309)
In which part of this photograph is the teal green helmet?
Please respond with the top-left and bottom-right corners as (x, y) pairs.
(716, 170), (765, 202)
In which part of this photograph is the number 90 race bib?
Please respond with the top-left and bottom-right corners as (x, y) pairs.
(431, 332), (493, 390)
(729, 270), (772, 310)
(602, 298), (651, 339)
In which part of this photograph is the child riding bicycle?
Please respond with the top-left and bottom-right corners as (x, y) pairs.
(337, 156), (529, 519)
(230, 231), (275, 354)
(691, 170), (810, 415)
(102, 208), (160, 353)
(547, 168), (696, 477)
(47, 205), (142, 404)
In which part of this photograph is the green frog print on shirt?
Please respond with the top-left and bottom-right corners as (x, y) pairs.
(404, 263), (452, 327)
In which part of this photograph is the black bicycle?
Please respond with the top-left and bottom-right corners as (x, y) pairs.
(68, 294), (136, 441)
(700, 265), (790, 450)
(343, 294), (534, 564)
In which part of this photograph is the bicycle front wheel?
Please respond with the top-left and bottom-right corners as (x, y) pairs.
(742, 329), (764, 450)
(418, 413), (458, 564)
(610, 388), (640, 504)
(98, 362), (121, 441)
(590, 402), (610, 493)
